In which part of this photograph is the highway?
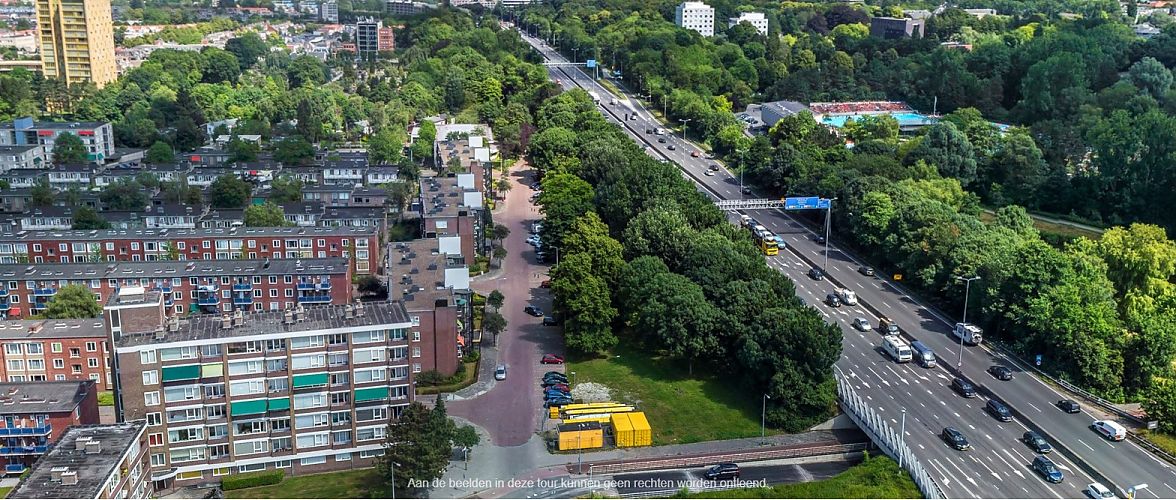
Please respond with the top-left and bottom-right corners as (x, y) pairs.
(513, 24), (1176, 499)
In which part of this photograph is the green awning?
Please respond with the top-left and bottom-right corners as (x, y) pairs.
(292, 373), (328, 388)
(230, 399), (267, 417)
(354, 386), (388, 402)
(161, 364), (200, 382)
(268, 397), (290, 411)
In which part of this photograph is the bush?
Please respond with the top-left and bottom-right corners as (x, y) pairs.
(416, 370), (446, 386)
(221, 470), (285, 491)
(462, 350), (481, 364)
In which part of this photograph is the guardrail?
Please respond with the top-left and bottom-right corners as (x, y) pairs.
(583, 442), (868, 476)
(837, 375), (945, 499)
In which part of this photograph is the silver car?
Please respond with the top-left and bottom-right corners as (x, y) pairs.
(852, 317), (871, 331)
(494, 365), (507, 380)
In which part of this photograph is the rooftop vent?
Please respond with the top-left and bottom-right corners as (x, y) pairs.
(283, 309), (295, 325)
(232, 309), (245, 327)
(61, 470), (78, 485)
(84, 440), (101, 455)
(344, 304), (354, 319)
(220, 314), (232, 330)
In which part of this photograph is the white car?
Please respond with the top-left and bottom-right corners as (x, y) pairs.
(494, 365), (507, 381)
(1085, 482), (1115, 499)
(1091, 420), (1127, 441)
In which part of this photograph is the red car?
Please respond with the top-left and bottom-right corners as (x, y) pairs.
(545, 383), (570, 392)
(541, 354), (565, 364)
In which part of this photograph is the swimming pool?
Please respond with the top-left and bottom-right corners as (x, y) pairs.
(821, 112), (938, 128)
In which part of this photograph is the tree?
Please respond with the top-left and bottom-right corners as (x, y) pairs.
(269, 175), (303, 203)
(287, 55), (328, 88)
(492, 246), (507, 265)
(550, 253), (617, 353)
(71, 207), (111, 230)
(631, 271), (720, 374)
(452, 425), (480, 460)
(227, 137), (259, 163)
(99, 179), (148, 211)
(536, 173), (595, 248)
(491, 224), (510, 243)
(244, 202), (286, 226)
(52, 132), (87, 165)
(273, 136), (315, 165)
(483, 311), (507, 345)
(171, 87), (207, 152)
(368, 128), (405, 165)
(30, 179), (53, 207)
(225, 32), (268, 67)
(209, 174), (251, 208)
(200, 47), (240, 84)
(384, 181), (413, 219)
(486, 289), (504, 311)
(1144, 382), (1176, 433)
(145, 141), (173, 164)
(562, 212), (624, 286)
(1129, 56), (1173, 99)
(357, 275), (387, 297)
(44, 284), (102, 319)
(377, 400), (453, 497)
(907, 122), (978, 186)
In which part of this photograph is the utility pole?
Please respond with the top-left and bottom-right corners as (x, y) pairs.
(680, 118), (692, 141)
(954, 275), (980, 370)
(760, 393), (770, 445)
(899, 409), (907, 468)
(822, 198), (837, 271)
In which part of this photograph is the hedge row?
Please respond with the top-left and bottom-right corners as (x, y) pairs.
(221, 470), (285, 491)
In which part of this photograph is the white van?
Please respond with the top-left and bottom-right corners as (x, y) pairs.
(836, 288), (857, 305)
(954, 322), (983, 345)
(882, 335), (912, 363)
(1092, 420), (1127, 441)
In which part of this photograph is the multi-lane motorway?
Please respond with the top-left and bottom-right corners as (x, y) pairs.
(513, 25), (1176, 499)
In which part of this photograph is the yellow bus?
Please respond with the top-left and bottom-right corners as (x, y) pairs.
(563, 406), (636, 418)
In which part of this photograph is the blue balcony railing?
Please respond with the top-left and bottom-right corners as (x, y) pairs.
(0, 302), (10, 312)
(153, 283), (172, 293)
(232, 295), (253, 305)
(296, 282), (331, 290)
(5, 464), (25, 473)
(0, 425), (50, 436)
(197, 295), (220, 306)
(0, 288), (10, 297)
(0, 445), (47, 455)
(232, 283), (253, 291)
(32, 288), (56, 296)
(297, 294), (331, 303)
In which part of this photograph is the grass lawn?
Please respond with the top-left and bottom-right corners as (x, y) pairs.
(225, 468), (384, 499)
(417, 361), (479, 395)
(97, 391), (114, 407)
(979, 209), (1103, 241)
(672, 455), (921, 499)
(567, 342), (773, 445)
(0, 485), (12, 498)
(1136, 429), (1176, 457)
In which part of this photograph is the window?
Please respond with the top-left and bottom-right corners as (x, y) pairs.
(144, 391), (160, 406)
(331, 411), (352, 426)
(26, 359), (43, 371)
(295, 413), (329, 429)
(238, 463), (265, 473)
(147, 433), (164, 446)
(293, 392), (327, 409)
(290, 335), (324, 349)
(87, 357), (98, 368)
(85, 341), (96, 352)
(7, 360), (23, 371)
(213, 468), (230, 477)
(159, 346), (198, 361)
(204, 384), (225, 400)
(140, 350), (157, 364)
(230, 379), (266, 396)
(142, 370), (158, 385)
(412, 363), (421, 373)
(233, 440), (268, 456)
(207, 424), (227, 439)
(271, 437), (291, 452)
(356, 426), (385, 441)
(168, 427), (205, 443)
(163, 385), (200, 403)
(206, 403), (226, 419)
(328, 353), (348, 367)
(227, 360), (263, 375)
(51, 343), (61, 353)
(353, 330), (385, 344)
(354, 368), (385, 383)
(25, 343), (41, 355)
(274, 460), (291, 469)
(4, 343), (21, 355)
(150, 453), (166, 467)
(170, 447), (206, 464)
(331, 392), (350, 406)
(291, 354), (325, 370)
(71, 364), (81, 374)
(301, 456), (326, 466)
(295, 432), (329, 448)
(360, 449), (385, 458)
(354, 348), (384, 364)
(412, 347), (421, 358)
(356, 407), (387, 422)
(234, 420), (267, 436)
(267, 378), (287, 393)
(271, 417), (290, 432)
(335, 452), (352, 461)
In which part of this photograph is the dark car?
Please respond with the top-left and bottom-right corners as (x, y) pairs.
(814, 235), (827, 244)
(542, 316), (559, 326)
(1033, 455), (1064, 483)
(951, 377), (977, 398)
(741, 186), (752, 195)
(703, 463), (741, 481)
(1057, 399), (1081, 414)
(542, 374), (569, 383)
(540, 279), (552, 288)
(808, 267), (825, 281)
(545, 383), (570, 392)
(1023, 431), (1053, 454)
(667, 144), (676, 150)
(544, 397), (573, 407)
(658, 137), (667, 143)
(988, 365), (1013, 381)
(987, 399), (1013, 422)
(544, 389), (571, 398)
(645, 128), (652, 134)
(708, 164), (720, 172)
(524, 305), (544, 317)
(541, 354), (564, 364)
(825, 293), (842, 307)
(858, 266), (875, 276)
(941, 427), (970, 450)
(543, 371), (567, 379)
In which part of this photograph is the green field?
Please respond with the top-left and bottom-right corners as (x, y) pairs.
(672, 455), (921, 499)
(98, 391), (114, 407)
(0, 485), (12, 498)
(979, 209), (1103, 240)
(225, 468), (383, 499)
(567, 342), (774, 445)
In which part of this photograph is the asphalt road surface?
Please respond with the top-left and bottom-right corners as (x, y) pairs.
(515, 27), (1176, 499)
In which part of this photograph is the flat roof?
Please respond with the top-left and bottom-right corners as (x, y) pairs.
(388, 239), (464, 305)
(0, 226), (377, 241)
(0, 381), (92, 414)
(0, 258), (349, 282)
(116, 301), (412, 347)
(2, 120), (108, 131)
(0, 145), (42, 153)
(9, 422), (147, 499)
(0, 319), (107, 340)
(419, 176), (476, 218)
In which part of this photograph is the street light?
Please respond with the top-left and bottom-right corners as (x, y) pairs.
(737, 148), (747, 201)
(1128, 484), (1149, 499)
(570, 371), (576, 387)
(898, 408), (907, 468)
(572, 47), (580, 64)
(680, 118), (692, 141)
(954, 275), (980, 370)
(822, 198), (838, 272)
(390, 461), (402, 499)
(577, 422), (586, 474)
(760, 393), (770, 445)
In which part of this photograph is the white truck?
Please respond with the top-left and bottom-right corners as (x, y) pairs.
(836, 288), (857, 305)
(953, 322), (983, 345)
(654, 127), (664, 135)
(882, 335), (913, 363)
(588, 91), (601, 104)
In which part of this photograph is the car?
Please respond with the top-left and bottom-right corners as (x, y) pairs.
(530, 182), (542, 191)
(645, 128), (653, 134)
(741, 186), (752, 194)
(708, 164), (720, 172)
(543, 371), (566, 379)
(1085, 482), (1116, 499)
(814, 235), (827, 244)
(524, 305), (543, 317)
(667, 144), (676, 150)
(1023, 431), (1053, 454)
(542, 316), (559, 326)
(541, 354), (564, 364)
(691, 151), (700, 158)
(540, 279), (551, 288)
(986, 399), (1013, 422)
(544, 397), (573, 407)
(1057, 399), (1082, 414)
(658, 137), (667, 143)
(543, 375), (569, 384)
(702, 463), (741, 481)
(1032, 455), (1064, 483)
(705, 152), (715, 159)
(988, 365), (1013, 381)
(704, 169), (715, 176)
(494, 365), (507, 380)
(878, 317), (900, 335)
(545, 383), (570, 392)
(941, 427), (970, 450)
(852, 317), (871, 331)
(544, 389), (571, 398)
(858, 266), (875, 276)
(825, 293), (842, 307)
(1092, 420), (1127, 441)
(951, 377), (977, 398)
(527, 236), (542, 245)
(808, 267), (825, 280)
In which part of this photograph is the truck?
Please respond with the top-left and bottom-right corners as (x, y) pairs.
(588, 91), (601, 104)
(953, 322), (983, 345)
(836, 288), (857, 305)
(654, 127), (664, 135)
(882, 335), (913, 363)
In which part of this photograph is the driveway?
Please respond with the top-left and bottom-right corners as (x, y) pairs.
(448, 161), (565, 446)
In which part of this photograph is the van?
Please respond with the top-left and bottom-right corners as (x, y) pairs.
(654, 128), (664, 135)
(1092, 420), (1127, 441)
(882, 335), (912, 363)
(836, 288), (858, 305)
(910, 341), (937, 368)
(954, 322), (983, 345)
(952, 377), (977, 398)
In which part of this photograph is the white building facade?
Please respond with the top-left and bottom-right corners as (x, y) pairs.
(728, 11), (768, 36)
(675, 1), (715, 37)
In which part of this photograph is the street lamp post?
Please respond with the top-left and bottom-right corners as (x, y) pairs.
(954, 275), (980, 370)
(680, 118), (692, 141)
(760, 393), (770, 445)
(822, 198), (838, 271)
(899, 408), (907, 468)
(738, 149), (747, 200)
(570, 371), (576, 387)
(390, 461), (401, 499)
(577, 422), (586, 474)
(572, 47), (579, 64)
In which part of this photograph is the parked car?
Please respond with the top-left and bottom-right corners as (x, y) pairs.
(544, 397), (573, 407)
(1033, 455), (1064, 483)
(1085, 482), (1116, 499)
(543, 376), (568, 385)
(541, 354), (564, 364)
(941, 427), (970, 450)
(1057, 399), (1082, 414)
(494, 365), (507, 380)
(545, 383), (570, 392)
(987, 399), (1013, 422)
(544, 389), (571, 398)
(988, 365), (1013, 381)
(542, 316), (559, 326)
(858, 266), (875, 276)
(1023, 431), (1053, 454)
(951, 377), (977, 398)
(1092, 420), (1127, 441)
(808, 267), (825, 280)
(852, 317), (872, 331)
(543, 371), (566, 379)
(703, 463), (741, 481)
(524, 305), (544, 317)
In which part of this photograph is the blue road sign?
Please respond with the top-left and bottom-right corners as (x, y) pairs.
(1035, 354), (1042, 366)
(586, 59), (597, 68)
(784, 197), (832, 210)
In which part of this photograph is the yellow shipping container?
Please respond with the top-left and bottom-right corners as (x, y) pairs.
(558, 422), (604, 451)
(549, 406), (560, 419)
(611, 412), (635, 448)
(627, 411), (652, 447)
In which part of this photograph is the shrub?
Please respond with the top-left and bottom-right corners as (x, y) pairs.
(462, 350), (481, 364)
(416, 370), (445, 386)
(221, 470), (285, 491)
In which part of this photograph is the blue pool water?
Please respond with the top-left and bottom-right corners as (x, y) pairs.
(821, 112), (937, 128)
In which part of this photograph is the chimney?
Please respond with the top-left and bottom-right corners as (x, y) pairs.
(75, 437), (90, 450)
(84, 440), (101, 455)
(233, 309), (245, 326)
(168, 315), (180, 332)
(220, 314), (232, 330)
(294, 305), (306, 321)
(51, 466), (68, 481)
(283, 309), (295, 325)
(344, 304), (354, 319)
(354, 300), (364, 316)
(61, 471), (78, 485)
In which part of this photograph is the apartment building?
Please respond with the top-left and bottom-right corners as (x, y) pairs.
(0, 380), (100, 474)
(870, 17), (925, 39)
(0, 257), (352, 318)
(45, 163), (96, 189)
(0, 320), (112, 388)
(8, 422), (152, 499)
(34, 0), (117, 87)
(675, 1), (715, 37)
(318, 1), (337, 22)
(0, 226), (379, 274)
(728, 11), (768, 36)
(387, 237), (469, 377)
(434, 135), (491, 190)
(377, 26), (394, 51)
(419, 175), (483, 262)
(0, 145), (48, 172)
(355, 18), (381, 55)
(0, 118), (116, 165)
(108, 290), (413, 492)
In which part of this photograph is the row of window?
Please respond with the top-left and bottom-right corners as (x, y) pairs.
(165, 449), (386, 481)
(7, 356), (103, 371)
(0, 238), (369, 255)
(8, 373), (101, 382)
(141, 332), (410, 364)
(144, 381), (412, 407)
(3, 341), (102, 355)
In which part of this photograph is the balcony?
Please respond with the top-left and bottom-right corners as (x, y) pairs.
(5, 464), (24, 474)
(0, 288), (10, 298)
(0, 302), (10, 312)
(196, 294), (220, 306)
(296, 281), (331, 291)
(232, 293), (253, 306)
(0, 424), (50, 436)
(297, 293), (331, 304)
(152, 283), (172, 293)
(32, 288), (56, 296)
(0, 445), (48, 455)
(232, 283), (253, 291)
